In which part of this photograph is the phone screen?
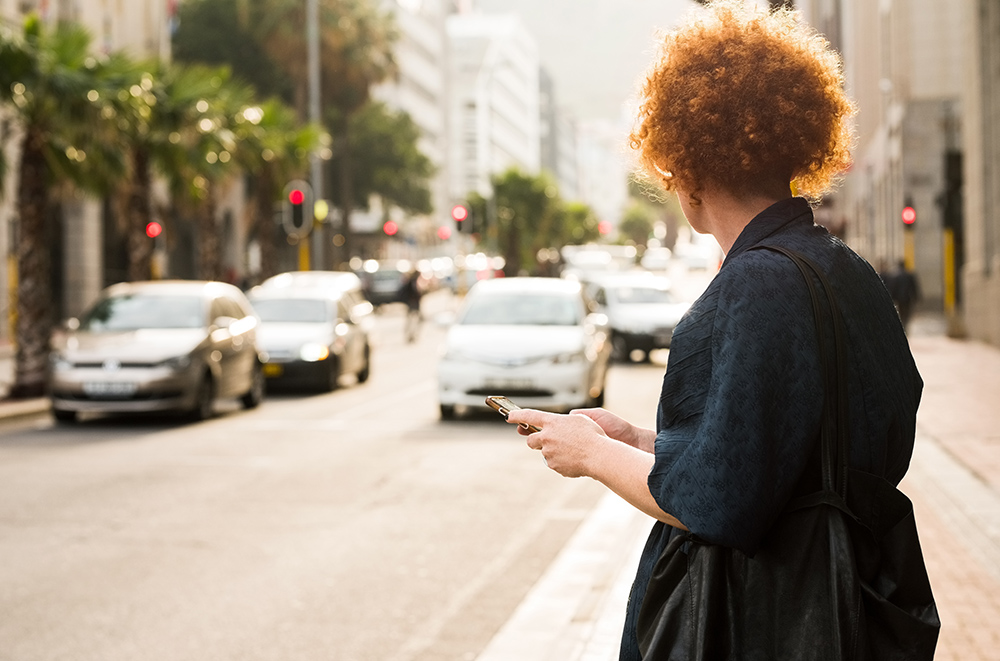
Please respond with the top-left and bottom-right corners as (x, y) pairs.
(485, 395), (541, 432)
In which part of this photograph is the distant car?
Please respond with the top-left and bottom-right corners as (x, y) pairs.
(639, 246), (673, 272)
(357, 259), (410, 307)
(587, 273), (690, 362)
(437, 277), (611, 419)
(247, 275), (373, 392)
(48, 280), (265, 423)
(257, 270), (365, 295)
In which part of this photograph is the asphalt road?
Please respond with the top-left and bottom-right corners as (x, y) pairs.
(0, 295), (669, 661)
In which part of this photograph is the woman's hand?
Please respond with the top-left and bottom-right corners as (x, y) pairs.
(569, 408), (655, 453)
(506, 409), (611, 479)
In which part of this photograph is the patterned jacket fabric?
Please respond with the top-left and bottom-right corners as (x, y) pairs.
(619, 196), (922, 660)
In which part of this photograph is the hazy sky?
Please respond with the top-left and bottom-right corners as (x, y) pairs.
(475, 0), (697, 122)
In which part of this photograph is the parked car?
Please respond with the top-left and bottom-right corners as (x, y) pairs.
(247, 274), (373, 392)
(48, 280), (265, 423)
(587, 273), (690, 362)
(437, 277), (611, 419)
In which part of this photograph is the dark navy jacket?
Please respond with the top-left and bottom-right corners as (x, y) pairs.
(619, 197), (922, 660)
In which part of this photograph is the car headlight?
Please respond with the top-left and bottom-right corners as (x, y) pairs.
(299, 343), (331, 362)
(160, 354), (192, 371)
(551, 350), (586, 364)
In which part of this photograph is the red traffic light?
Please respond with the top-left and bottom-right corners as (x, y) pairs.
(598, 220), (613, 235)
(288, 189), (305, 206)
(382, 220), (399, 236)
(451, 204), (469, 222)
(902, 206), (916, 225)
(145, 221), (162, 239)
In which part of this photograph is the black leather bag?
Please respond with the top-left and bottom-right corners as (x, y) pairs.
(636, 246), (940, 660)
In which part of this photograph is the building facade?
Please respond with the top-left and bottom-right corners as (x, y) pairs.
(959, 0), (1000, 345)
(370, 0), (452, 258)
(798, 0), (965, 331)
(445, 12), (540, 201)
(539, 67), (579, 202)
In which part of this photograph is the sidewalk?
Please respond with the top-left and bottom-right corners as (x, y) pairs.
(0, 341), (49, 419)
(477, 313), (1000, 660)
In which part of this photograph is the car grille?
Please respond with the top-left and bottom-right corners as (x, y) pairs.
(465, 386), (554, 398)
(69, 361), (160, 369)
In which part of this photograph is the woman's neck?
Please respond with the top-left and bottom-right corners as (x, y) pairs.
(699, 188), (791, 254)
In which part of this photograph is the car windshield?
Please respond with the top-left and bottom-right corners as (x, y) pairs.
(251, 298), (329, 323)
(460, 293), (581, 326)
(80, 294), (205, 331)
(613, 286), (675, 304)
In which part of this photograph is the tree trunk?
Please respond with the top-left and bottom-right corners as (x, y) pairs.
(197, 189), (222, 281)
(126, 149), (154, 282)
(253, 168), (278, 280)
(11, 127), (54, 398)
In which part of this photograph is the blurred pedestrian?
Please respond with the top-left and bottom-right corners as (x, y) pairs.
(887, 259), (921, 331)
(399, 269), (423, 343)
(506, 1), (937, 659)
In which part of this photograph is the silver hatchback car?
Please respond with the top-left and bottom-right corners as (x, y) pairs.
(48, 280), (265, 423)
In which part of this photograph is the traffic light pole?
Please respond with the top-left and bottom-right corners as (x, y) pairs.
(307, 0), (323, 270)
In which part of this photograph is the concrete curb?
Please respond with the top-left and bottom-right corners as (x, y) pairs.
(476, 493), (651, 661)
(0, 397), (51, 420)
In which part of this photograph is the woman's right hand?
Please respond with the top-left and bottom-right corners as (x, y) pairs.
(570, 408), (655, 454)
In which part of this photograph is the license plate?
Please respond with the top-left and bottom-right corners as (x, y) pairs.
(83, 381), (137, 398)
(263, 363), (283, 377)
(484, 378), (534, 390)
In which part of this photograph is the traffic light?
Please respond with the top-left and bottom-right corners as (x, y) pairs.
(282, 180), (313, 238)
(452, 204), (471, 233)
(145, 221), (162, 239)
(382, 220), (399, 236)
(902, 205), (916, 227)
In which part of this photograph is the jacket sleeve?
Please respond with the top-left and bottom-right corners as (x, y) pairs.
(647, 254), (824, 556)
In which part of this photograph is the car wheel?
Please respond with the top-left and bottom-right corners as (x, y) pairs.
(322, 357), (340, 393)
(240, 362), (264, 409)
(611, 334), (631, 363)
(439, 404), (456, 420)
(190, 373), (215, 421)
(356, 344), (371, 383)
(53, 408), (77, 424)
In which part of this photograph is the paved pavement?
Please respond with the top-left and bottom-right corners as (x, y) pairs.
(3, 312), (999, 659)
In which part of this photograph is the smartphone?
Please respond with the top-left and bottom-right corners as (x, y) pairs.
(485, 395), (541, 433)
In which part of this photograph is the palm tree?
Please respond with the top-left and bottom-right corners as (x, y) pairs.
(155, 66), (254, 282)
(105, 60), (246, 283)
(0, 16), (124, 397)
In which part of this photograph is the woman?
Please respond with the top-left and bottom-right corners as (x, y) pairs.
(506, 1), (925, 658)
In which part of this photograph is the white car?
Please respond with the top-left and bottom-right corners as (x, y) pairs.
(587, 273), (691, 362)
(437, 277), (611, 419)
(247, 272), (373, 392)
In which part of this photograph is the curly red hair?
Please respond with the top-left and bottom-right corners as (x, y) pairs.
(629, 0), (855, 201)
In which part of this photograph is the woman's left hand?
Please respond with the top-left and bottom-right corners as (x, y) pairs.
(506, 408), (611, 478)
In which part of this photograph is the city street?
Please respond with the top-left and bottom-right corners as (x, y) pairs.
(0, 293), (660, 661)
(1, 293), (999, 660)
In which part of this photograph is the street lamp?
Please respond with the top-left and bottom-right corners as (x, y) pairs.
(307, 0), (323, 269)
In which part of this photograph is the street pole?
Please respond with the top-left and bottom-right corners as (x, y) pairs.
(307, 0), (324, 270)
